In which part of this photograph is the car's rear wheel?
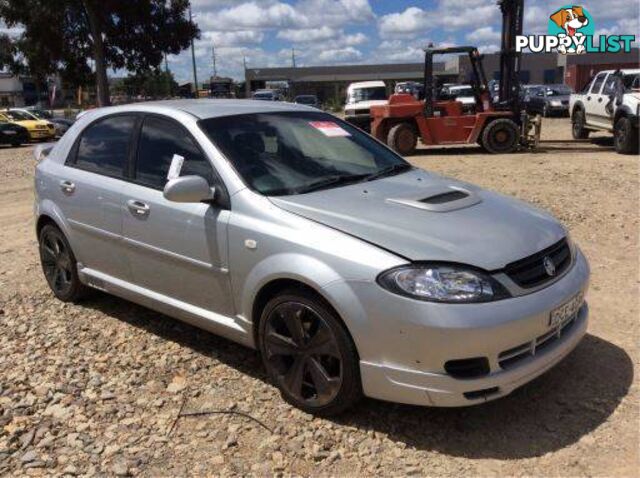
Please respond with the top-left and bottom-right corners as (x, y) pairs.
(387, 122), (417, 156)
(258, 289), (361, 416)
(38, 224), (87, 302)
(614, 116), (639, 155)
(480, 118), (520, 154)
(571, 109), (590, 139)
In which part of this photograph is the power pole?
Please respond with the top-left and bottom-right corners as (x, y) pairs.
(243, 55), (247, 71)
(212, 43), (217, 78)
(291, 47), (296, 68)
(188, 4), (198, 96)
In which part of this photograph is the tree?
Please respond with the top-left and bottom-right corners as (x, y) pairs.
(0, 0), (199, 106)
(113, 69), (178, 99)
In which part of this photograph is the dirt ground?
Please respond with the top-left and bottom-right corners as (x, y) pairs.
(0, 118), (638, 476)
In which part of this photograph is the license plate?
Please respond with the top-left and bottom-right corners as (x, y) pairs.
(549, 292), (583, 328)
(2, 130), (16, 135)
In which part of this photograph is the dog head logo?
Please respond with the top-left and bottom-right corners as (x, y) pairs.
(549, 6), (589, 36)
(548, 5), (594, 54)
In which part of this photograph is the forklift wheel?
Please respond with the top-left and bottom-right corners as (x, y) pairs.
(481, 118), (520, 154)
(387, 123), (417, 156)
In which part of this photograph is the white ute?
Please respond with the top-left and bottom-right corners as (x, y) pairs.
(344, 80), (388, 132)
(570, 68), (639, 154)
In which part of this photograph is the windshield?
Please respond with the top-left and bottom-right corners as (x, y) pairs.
(544, 85), (572, 96)
(199, 112), (410, 196)
(5, 110), (36, 121)
(348, 87), (387, 103)
(450, 87), (474, 97)
(295, 96), (316, 104)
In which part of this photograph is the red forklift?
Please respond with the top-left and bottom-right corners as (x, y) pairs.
(370, 0), (540, 155)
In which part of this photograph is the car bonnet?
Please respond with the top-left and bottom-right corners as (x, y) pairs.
(269, 169), (566, 271)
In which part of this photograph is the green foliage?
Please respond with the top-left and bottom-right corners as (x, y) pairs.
(0, 0), (199, 104)
(112, 69), (178, 99)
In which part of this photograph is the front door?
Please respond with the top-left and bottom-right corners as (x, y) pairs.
(121, 115), (234, 316)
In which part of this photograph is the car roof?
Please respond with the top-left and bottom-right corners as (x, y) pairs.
(94, 99), (317, 120)
(597, 69), (640, 75)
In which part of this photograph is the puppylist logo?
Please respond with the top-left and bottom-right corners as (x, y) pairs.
(516, 5), (636, 55)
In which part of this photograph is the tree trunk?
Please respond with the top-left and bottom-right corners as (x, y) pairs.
(83, 0), (110, 107)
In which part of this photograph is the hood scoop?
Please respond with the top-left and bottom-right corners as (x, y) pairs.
(387, 186), (481, 212)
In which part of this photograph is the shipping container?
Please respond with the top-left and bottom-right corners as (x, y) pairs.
(565, 61), (640, 92)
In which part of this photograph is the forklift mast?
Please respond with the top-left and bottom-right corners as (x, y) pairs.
(497, 0), (525, 114)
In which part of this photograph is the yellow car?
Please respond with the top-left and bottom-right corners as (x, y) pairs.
(0, 110), (56, 141)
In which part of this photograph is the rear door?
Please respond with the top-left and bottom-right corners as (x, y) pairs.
(55, 114), (138, 281)
(584, 72), (609, 128)
(120, 114), (234, 316)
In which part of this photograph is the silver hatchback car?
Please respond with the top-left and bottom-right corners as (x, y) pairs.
(35, 100), (589, 415)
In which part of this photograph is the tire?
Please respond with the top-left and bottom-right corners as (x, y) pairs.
(38, 224), (88, 302)
(614, 116), (639, 155)
(480, 118), (520, 154)
(572, 109), (590, 139)
(258, 288), (362, 416)
(11, 142), (21, 147)
(387, 122), (417, 156)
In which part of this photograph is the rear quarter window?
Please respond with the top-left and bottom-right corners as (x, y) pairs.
(73, 115), (136, 178)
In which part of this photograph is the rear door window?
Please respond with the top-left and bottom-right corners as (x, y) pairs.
(74, 115), (136, 178)
(590, 73), (607, 94)
(135, 115), (216, 189)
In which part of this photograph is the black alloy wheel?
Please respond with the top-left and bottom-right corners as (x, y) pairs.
(39, 224), (87, 302)
(259, 290), (361, 415)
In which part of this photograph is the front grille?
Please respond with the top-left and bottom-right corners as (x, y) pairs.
(504, 238), (571, 289)
(498, 314), (578, 370)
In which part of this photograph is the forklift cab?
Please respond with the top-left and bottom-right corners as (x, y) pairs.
(423, 46), (491, 118)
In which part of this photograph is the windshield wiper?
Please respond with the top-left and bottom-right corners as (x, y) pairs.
(365, 163), (413, 182)
(295, 173), (369, 194)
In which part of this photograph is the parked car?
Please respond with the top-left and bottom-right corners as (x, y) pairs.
(1, 110), (56, 141)
(10, 108), (74, 138)
(344, 81), (388, 132)
(252, 90), (282, 101)
(35, 99), (589, 415)
(293, 95), (319, 108)
(524, 84), (572, 117)
(443, 85), (476, 113)
(570, 68), (639, 154)
(394, 81), (424, 99)
(0, 117), (29, 146)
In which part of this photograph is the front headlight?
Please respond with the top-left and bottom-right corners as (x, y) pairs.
(377, 264), (510, 303)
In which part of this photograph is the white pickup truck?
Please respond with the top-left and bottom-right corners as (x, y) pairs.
(569, 68), (639, 154)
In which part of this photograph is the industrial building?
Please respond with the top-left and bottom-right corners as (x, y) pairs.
(245, 49), (639, 102)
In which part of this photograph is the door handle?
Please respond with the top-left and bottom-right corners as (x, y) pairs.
(127, 199), (150, 217)
(60, 180), (75, 194)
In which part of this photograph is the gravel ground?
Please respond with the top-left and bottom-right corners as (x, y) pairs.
(0, 118), (638, 476)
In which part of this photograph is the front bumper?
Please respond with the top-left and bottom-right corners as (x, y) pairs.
(323, 249), (590, 407)
(28, 129), (55, 140)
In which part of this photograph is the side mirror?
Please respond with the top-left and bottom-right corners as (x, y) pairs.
(163, 175), (215, 203)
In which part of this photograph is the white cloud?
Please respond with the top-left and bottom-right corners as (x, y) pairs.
(466, 27), (500, 44)
(203, 30), (265, 46)
(316, 46), (363, 63)
(378, 1), (496, 39)
(277, 26), (338, 42)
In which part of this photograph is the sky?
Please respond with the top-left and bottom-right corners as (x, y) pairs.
(1, 0), (638, 83)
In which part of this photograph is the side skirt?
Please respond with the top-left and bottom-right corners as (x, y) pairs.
(78, 266), (255, 349)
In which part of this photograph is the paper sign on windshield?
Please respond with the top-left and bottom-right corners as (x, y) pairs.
(309, 121), (351, 137)
(167, 154), (184, 180)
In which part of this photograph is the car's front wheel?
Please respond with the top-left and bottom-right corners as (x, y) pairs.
(258, 288), (362, 416)
(614, 116), (639, 155)
(38, 224), (87, 302)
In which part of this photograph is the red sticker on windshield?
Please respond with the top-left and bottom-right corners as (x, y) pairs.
(309, 121), (351, 137)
